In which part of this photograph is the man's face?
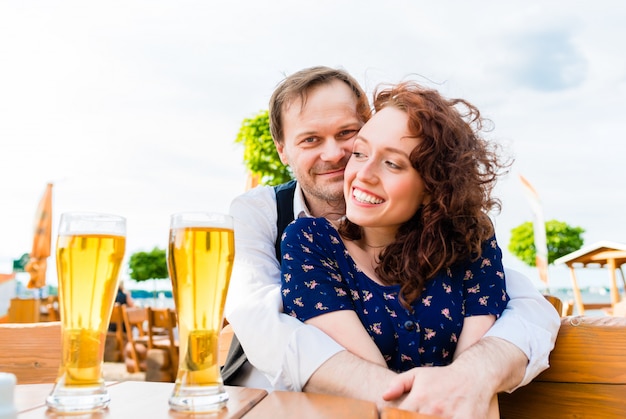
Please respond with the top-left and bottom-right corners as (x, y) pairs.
(276, 80), (363, 212)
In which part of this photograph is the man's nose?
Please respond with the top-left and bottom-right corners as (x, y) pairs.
(320, 139), (349, 162)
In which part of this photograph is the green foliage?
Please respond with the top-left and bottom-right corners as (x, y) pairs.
(12, 253), (30, 272)
(234, 110), (293, 186)
(128, 247), (168, 282)
(508, 220), (585, 266)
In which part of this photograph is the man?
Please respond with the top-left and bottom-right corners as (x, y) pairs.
(224, 66), (559, 418)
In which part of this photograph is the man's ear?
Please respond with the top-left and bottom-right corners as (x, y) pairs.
(274, 140), (289, 165)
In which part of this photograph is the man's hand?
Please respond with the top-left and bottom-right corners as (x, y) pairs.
(383, 365), (492, 418)
(383, 337), (527, 419)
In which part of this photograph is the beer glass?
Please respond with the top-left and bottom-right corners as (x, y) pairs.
(46, 212), (126, 413)
(167, 212), (234, 413)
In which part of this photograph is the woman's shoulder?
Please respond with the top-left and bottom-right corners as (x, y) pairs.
(287, 216), (334, 232)
(283, 217), (340, 244)
(481, 234), (503, 257)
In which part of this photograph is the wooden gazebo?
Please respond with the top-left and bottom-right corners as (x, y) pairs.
(554, 241), (626, 315)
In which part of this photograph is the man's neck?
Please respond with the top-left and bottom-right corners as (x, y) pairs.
(304, 195), (346, 221)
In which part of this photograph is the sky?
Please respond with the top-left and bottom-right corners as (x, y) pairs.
(1, 1), (625, 291)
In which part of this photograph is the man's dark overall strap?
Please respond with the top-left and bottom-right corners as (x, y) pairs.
(273, 179), (297, 260)
(221, 180), (297, 384)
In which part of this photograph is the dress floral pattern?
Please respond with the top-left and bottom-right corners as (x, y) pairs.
(280, 217), (509, 372)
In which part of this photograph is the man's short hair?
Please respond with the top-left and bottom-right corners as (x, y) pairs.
(268, 66), (370, 144)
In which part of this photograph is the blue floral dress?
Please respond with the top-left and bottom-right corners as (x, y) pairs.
(280, 217), (509, 372)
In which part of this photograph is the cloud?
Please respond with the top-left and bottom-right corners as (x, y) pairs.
(509, 27), (588, 91)
(1, 0), (626, 291)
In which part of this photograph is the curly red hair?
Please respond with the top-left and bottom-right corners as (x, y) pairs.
(340, 81), (511, 308)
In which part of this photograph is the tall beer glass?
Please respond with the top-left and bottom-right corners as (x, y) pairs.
(46, 212), (126, 413)
(168, 212), (234, 413)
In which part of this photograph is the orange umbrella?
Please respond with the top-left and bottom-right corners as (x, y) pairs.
(25, 183), (53, 289)
(245, 171), (260, 190)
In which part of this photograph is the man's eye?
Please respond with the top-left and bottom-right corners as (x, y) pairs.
(303, 137), (317, 143)
(339, 130), (358, 138)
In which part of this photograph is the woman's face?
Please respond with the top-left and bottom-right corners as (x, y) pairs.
(344, 106), (429, 232)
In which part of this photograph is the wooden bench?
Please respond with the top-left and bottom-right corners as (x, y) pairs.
(0, 321), (61, 384)
(499, 315), (626, 418)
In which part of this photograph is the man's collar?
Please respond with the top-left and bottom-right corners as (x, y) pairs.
(293, 182), (311, 219)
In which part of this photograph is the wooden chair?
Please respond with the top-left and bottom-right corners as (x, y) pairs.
(143, 310), (232, 380)
(105, 304), (126, 362)
(542, 294), (564, 317)
(0, 321), (61, 384)
(499, 315), (626, 418)
(146, 307), (179, 379)
(8, 298), (40, 323)
(612, 300), (626, 316)
(122, 306), (149, 373)
(39, 295), (59, 322)
(562, 299), (575, 316)
(603, 299), (626, 317)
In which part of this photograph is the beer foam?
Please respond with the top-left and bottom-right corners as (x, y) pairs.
(170, 212), (233, 230)
(58, 231), (125, 237)
(58, 212), (126, 236)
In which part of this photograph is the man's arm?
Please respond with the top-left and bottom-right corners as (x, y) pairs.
(304, 350), (398, 405)
(483, 268), (560, 389)
(383, 337), (526, 418)
(305, 310), (387, 367)
(382, 268), (560, 418)
(225, 187), (344, 391)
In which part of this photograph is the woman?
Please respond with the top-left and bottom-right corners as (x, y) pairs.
(115, 282), (135, 308)
(280, 81), (510, 416)
(108, 282), (135, 332)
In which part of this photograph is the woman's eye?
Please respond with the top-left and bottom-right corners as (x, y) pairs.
(352, 151), (365, 159)
(386, 161), (401, 169)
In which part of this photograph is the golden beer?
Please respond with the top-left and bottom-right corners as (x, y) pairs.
(167, 212), (234, 412)
(56, 233), (125, 385)
(169, 227), (234, 384)
(47, 212), (126, 413)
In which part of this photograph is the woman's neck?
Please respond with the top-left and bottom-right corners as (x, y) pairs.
(358, 228), (396, 251)
(342, 228), (396, 283)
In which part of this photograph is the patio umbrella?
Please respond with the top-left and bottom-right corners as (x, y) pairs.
(25, 183), (53, 289)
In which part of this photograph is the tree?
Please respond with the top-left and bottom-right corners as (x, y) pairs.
(128, 247), (168, 301)
(234, 110), (293, 186)
(508, 220), (585, 266)
(13, 253), (30, 272)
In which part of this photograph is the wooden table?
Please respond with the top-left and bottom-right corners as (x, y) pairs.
(16, 382), (441, 418)
(244, 391), (378, 418)
(17, 382), (267, 418)
(381, 407), (444, 419)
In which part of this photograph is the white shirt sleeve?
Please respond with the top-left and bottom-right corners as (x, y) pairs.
(224, 186), (344, 391)
(484, 268), (560, 390)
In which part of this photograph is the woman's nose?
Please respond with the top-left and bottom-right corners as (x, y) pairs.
(356, 160), (378, 183)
